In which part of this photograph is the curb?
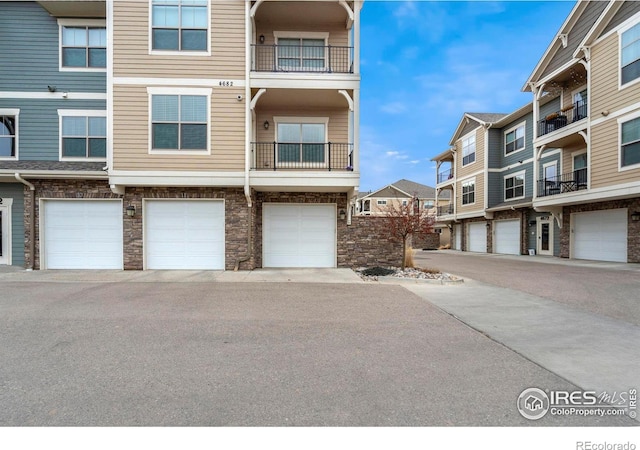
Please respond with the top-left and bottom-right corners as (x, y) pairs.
(376, 275), (464, 285)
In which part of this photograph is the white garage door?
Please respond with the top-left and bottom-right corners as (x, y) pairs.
(573, 209), (627, 263)
(145, 200), (225, 270)
(494, 219), (521, 255)
(263, 204), (336, 268)
(468, 222), (487, 253)
(43, 200), (123, 269)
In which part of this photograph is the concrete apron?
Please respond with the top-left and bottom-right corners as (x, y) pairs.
(0, 267), (364, 284)
(404, 278), (640, 422)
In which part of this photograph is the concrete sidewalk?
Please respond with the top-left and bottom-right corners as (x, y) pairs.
(404, 278), (640, 414)
(0, 267), (364, 284)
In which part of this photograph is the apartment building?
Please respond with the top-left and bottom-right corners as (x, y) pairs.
(0, 0), (363, 270)
(434, 0), (640, 263)
(356, 179), (443, 216)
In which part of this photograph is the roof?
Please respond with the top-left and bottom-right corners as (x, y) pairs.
(485, 197), (533, 212)
(466, 113), (509, 124)
(359, 179), (447, 200)
(0, 161), (106, 172)
(449, 112), (508, 145)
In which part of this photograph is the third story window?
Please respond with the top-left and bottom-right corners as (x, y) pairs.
(62, 116), (106, 158)
(152, 94), (208, 151)
(462, 181), (475, 205)
(462, 135), (476, 165)
(277, 38), (325, 70)
(505, 125), (525, 154)
(622, 22), (640, 85)
(505, 174), (524, 200)
(0, 116), (16, 157)
(61, 26), (106, 68)
(152, 0), (208, 51)
(621, 116), (640, 167)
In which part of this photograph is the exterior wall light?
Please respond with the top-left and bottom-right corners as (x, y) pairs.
(259, 34), (265, 44)
(631, 211), (640, 222)
(126, 205), (136, 217)
(338, 209), (346, 220)
(263, 120), (269, 130)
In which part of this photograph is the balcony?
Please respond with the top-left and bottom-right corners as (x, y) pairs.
(437, 168), (454, 184)
(251, 142), (353, 171)
(537, 168), (587, 197)
(437, 204), (454, 217)
(252, 44), (353, 74)
(537, 100), (587, 137)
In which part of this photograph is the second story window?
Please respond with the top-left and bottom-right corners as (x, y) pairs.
(621, 116), (640, 168)
(276, 121), (326, 164)
(61, 25), (106, 69)
(152, 94), (208, 151)
(462, 135), (476, 166)
(505, 173), (525, 200)
(505, 123), (525, 155)
(621, 22), (640, 86)
(0, 113), (18, 159)
(152, 0), (208, 52)
(277, 38), (326, 71)
(462, 180), (475, 205)
(60, 113), (107, 159)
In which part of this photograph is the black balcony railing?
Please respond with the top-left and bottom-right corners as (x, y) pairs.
(538, 100), (588, 137)
(437, 204), (454, 216)
(251, 142), (353, 171)
(437, 168), (454, 183)
(537, 168), (588, 197)
(251, 44), (354, 74)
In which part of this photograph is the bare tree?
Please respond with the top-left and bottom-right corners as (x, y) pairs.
(383, 197), (435, 270)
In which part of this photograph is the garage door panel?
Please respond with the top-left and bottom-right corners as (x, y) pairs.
(494, 220), (520, 255)
(468, 223), (487, 253)
(44, 200), (123, 269)
(573, 209), (627, 263)
(146, 201), (224, 270)
(264, 204), (336, 268)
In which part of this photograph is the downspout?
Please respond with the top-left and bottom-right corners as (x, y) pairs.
(236, 0), (253, 271)
(15, 173), (35, 271)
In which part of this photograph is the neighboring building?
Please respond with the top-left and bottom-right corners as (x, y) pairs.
(434, 0), (640, 263)
(356, 178), (443, 216)
(0, 0), (364, 270)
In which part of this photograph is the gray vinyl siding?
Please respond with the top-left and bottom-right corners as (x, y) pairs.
(0, 98), (106, 160)
(540, 96), (561, 119)
(487, 128), (502, 169)
(487, 172), (502, 207)
(540, 0), (608, 79)
(501, 113), (534, 167)
(0, 183), (25, 267)
(0, 2), (106, 93)
(602, 1), (640, 36)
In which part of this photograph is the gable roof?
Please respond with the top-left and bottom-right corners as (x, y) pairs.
(359, 179), (442, 200)
(449, 112), (508, 145)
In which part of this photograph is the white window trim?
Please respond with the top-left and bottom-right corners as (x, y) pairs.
(571, 150), (587, 172)
(58, 109), (107, 161)
(543, 160), (558, 177)
(503, 170), (526, 202)
(147, 86), (212, 155)
(57, 18), (107, 72)
(0, 108), (20, 160)
(272, 32), (330, 72)
(461, 131), (476, 167)
(618, 19), (640, 91)
(148, 0), (211, 56)
(460, 176), (476, 206)
(503, 121), (526, 157)
(618, 108), (640, 172)
(377, 199), (387, 205)
(273, 116), (329, 168)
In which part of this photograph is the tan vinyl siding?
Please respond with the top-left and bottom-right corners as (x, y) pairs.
(255, 26), (348, 47)
(113, 1), (245, 79)
(591, 32), (640, 115)
(256, 109), (349, 143)
(561, 143), (586, 174)
(456, 174), (484, 214)
(591, 119), (640, 188)
(456, 127), (484, 178)
(113, 85), (245, 171)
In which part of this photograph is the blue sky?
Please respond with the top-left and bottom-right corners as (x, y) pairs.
(358, 0), (576, 193)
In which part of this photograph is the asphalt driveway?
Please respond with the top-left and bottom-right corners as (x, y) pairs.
(0, 279), (632, 426)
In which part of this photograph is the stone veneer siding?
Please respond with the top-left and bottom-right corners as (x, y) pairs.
(560, 198), (640, 263)
(345, 216), (403, 267)
(411, 232), (441, 250)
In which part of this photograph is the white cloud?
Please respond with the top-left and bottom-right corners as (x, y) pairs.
(380, 101), (407, 114)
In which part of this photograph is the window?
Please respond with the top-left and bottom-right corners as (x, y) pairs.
(505, 123), (525, 155)
(505, 173), (525, 200)
(61, 115), (106, 158)
(61, 25), (106, 68)
(0, 113), (17, 158)
(621, 22), (640, 85)
(462, 134), (476, 166)
(462, 180), (475, 205)
(621, 116), (640, 168)
(151, 0), (208, 52)
(276, 121), (326, 164)
(277, 38), (325, 71)
(402, 200), (408, 206)
(424, 200), (435, 208)
(377, 200), (387, 205)
(152, 94), (207, 151)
